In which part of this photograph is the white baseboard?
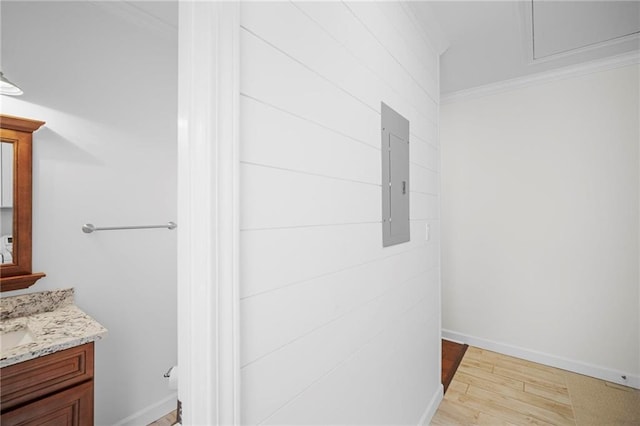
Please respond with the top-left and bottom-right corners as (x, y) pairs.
(442, 329), (640, 390)
(418, 384), (444, 426)
(113, 392), (177, 426)
(441, 335), (466, 345)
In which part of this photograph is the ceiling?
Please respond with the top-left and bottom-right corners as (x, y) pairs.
(123, 1), (640, 97)
(3, 1), (637, 100)
(422, 0), (640, 95)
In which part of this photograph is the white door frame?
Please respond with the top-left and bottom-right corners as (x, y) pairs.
(177, 2), (240, 424)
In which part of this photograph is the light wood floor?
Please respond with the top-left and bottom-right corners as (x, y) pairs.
(148, 346), (640, 425)
(147, 410), (177, 426)
(432, 346), (640, 425)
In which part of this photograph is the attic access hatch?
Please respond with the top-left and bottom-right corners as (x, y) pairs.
(381, 103), (410, 247)
(531, 1), (640, 60)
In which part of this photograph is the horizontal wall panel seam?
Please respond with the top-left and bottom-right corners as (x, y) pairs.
(290, 1), (438, 126)
(411, 132), (439, 149)
(240, 93), (379, 152)
(241, 264), (438, 369)
(240, 221), (381, 232)
(241, 165), (380, 229)
(376, 2), (439, 81)
(410, 161), (438, 173)
(341, 2), (438, 106)
(248, 4), (438, 128)
(356, 1), (439, 98)
(398, 2), (441, 57)
(240, 242), (430, 300)
(411, 189), (439, 197)
(240, 215), (436, 231)
(241, 25), (378, 115)
(240, 161), (380, 188)
(409, 161), (440, 175)
(255, 292), (432, 425)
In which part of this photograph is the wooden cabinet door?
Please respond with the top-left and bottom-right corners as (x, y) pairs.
(1, 380), (93, 426)
(1, 343), (94, 411)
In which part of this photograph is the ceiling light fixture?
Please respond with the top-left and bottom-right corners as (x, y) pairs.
(0, 72), (24, 96)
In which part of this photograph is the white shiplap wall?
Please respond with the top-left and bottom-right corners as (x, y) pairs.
(239, 2), (441, 424)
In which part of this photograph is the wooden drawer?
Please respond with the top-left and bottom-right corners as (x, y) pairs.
(1, 380), (93, 426)
(1, 343), (94, 411)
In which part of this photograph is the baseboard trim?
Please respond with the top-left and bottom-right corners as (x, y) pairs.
(442, 329), (640, 390)
(441, 335), (465, 345)
(418, 384), (444, 425)
(113, 392), (177, 426)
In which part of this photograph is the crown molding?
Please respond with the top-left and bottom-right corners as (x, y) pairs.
(441, 50), (640, 105)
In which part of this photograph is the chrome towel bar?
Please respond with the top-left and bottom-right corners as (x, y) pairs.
(82, 222), (177, 234)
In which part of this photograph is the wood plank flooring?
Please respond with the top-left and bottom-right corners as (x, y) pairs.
(148, 345), (640, 425)
(147, 410), (177, 426)
(432, 346), (640, 425)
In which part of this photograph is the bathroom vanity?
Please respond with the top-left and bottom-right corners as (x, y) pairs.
(0, 289), (107, 425)
(0, 115), (106, 424)
(1, 343), (95, 424)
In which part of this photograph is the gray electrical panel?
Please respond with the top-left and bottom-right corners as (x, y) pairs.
(381, 102), (410, 247)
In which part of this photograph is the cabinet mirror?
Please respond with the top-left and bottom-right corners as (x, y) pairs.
(0, 114), (45, 292)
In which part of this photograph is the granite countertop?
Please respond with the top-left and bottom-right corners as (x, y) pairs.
(0, 288), (107, 368)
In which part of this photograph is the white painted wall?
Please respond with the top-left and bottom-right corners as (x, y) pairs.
(1, 2), (178, 424)
(239, 2), (442, 424)
(441, 65), (640, 386)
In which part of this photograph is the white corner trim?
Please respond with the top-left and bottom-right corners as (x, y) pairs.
(418, 384), (444, 426)
(441, 50), (640, 104)
(112, 393), (177, 426)
(177, 2), (240, 425)
(442, 329), (640, 390)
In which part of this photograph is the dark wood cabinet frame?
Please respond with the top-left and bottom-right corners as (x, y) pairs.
(1, 343), (95, 425)
(0, 114), (46, 292)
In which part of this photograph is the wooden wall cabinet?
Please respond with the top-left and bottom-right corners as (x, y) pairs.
(1, 143), (14, 207)
(0, 343), (95, 425)
(0, 114), (46, 292)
